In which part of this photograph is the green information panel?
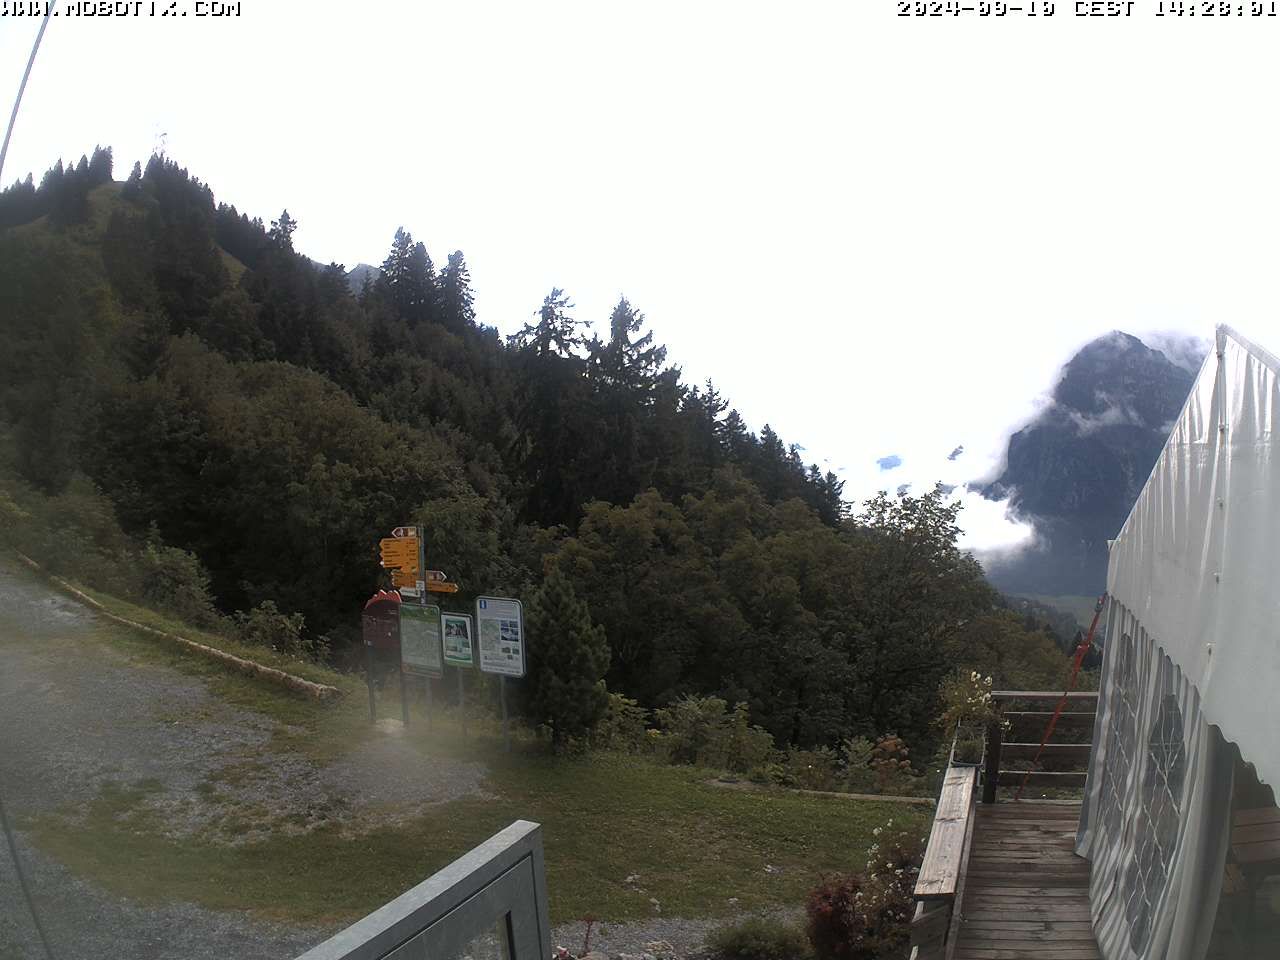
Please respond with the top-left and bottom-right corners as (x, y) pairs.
(400, 603), (443, 678)
(443, 612), (475, 667)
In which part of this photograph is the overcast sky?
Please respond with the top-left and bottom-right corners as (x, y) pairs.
(4, 2), (1279, 551)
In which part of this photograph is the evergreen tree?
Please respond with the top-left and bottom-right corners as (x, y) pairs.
(593, 296), (667, 395)
(439, 250), (475, 331)
(510, 288), (587, 357)
(523, 565), (611, 746)
(88, 145), (113, 185)
(122, 161), (143, 200)
(269, 209), (298, 250)
(378, 227), (437, 325)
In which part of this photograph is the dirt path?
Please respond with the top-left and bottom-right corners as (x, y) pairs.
(0, 558), (485, 960)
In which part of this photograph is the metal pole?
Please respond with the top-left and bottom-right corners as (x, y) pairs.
(0, 789), (56, 960)
(983, 711), (1003, 804)
(399, 662), (409, 726)
(500, 675), (510, 753)
(364, 641), (377, 723)
(425, 676), (433, 734)
(458, 667), (467, 738)
(0, 2), (57, 187)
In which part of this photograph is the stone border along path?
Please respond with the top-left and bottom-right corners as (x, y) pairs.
(11, 551), (343, 701)
(706, 777), (937, 806)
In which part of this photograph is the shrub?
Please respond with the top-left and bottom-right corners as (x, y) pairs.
(591, 692), (649, 752)
(839, 737), (877, 792)
(709, 918), (811, 960)
(234, 600), (320, 658)
(773, 747), (841, 791)
(805, 820), (922, 960)
(136, 536), (222, 627)
(654, 696), (775, 773)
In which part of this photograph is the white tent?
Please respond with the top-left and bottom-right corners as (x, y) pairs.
(1077, 324), (1280, 959)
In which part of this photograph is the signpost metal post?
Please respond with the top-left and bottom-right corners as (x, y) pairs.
(499, 677), (509, 752)
(365, 640), (376, 722)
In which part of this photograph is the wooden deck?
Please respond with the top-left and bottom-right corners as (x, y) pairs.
(953, 801), (1097, 960)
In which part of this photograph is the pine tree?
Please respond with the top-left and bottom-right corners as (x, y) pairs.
(594, 296), (666, 395)
(439, 250), (475, 331)
(88, 145), (113, 185)
(122, 160), (143, 200)
(524, 565), (611, 747)
(269, 209), (298, 250)
(378, 228), (437, 325)
(509, 288), (588, 357)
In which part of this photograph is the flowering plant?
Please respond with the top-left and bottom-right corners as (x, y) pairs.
(805, 818), (922, 960)
(936, 670), (1005, 764)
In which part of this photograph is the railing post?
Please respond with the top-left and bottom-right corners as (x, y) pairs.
(982, 707), (1002, 804)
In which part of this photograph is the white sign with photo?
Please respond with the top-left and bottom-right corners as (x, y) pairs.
(475, 597), (525, 677)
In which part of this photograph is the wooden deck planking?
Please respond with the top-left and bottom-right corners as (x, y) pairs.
(954, 802), (1099, 960)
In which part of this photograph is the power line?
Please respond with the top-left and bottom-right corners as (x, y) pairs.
(0, 788), (56, 960)
(0, 2), (58, 186)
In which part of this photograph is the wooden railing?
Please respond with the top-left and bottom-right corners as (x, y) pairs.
(909, 689), (1098, 959)
(909, 750), (979, 959)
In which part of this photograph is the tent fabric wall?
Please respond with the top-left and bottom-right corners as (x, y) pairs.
(1104, 325), (1280, 791)
(1076, 324), (1277, 960)
(1077, 601), (1233, 960)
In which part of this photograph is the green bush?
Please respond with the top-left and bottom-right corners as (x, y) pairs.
(591, 692), (650, 752)
(654, 696), (775, 774)
(772, 747), (840, 791)
(136, 536), (222, 627)
(234, 600), (320, 659)
(709, 917), (811, 960)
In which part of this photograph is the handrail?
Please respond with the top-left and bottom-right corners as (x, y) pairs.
(982, 689), (1098, 804)
(910, 746), (979, 959)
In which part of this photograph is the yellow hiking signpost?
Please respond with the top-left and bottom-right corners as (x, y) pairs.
(369, 524), (519, 749)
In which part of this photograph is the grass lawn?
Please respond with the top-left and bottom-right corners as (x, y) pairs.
(32, 747), (924, 927)
(15, 562), (929, 928)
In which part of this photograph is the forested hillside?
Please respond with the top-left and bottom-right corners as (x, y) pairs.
(0, 149), (1070, 752)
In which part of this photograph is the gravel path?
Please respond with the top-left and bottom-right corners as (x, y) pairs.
(0, 558), (487, 960)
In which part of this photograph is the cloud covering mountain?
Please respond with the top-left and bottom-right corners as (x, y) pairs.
(978, 331), (1205, 597)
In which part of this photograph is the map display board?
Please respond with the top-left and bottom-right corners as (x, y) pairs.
(442, 612), (475, 667)
(400, 603), (443, 678)
(475, 597), (525, 677)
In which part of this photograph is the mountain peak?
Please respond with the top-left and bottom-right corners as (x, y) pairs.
(982, 330), (1196, 597)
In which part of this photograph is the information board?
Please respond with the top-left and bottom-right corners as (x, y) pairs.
(442, 612), (475, 667)
(475, 597), (525, 677)
(400, 603), (443, 678)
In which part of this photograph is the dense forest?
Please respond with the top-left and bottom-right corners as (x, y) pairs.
(0, 148), (1073, 753)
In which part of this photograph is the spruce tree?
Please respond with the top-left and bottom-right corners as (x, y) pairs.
(379, 228), (437, 325)
(524, 565), (611, 747)
(439, 250), (475, 330)
(509, 288), (587, 357)
(122, 160), (143, 200)
(269, 209), (298, 250)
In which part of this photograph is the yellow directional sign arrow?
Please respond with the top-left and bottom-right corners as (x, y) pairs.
(425, 581), (460, 594)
